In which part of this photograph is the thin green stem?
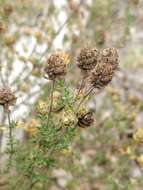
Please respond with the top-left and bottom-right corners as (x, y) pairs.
(47, 80), (55, 125)
(7, 110), (13, 162)
(75, 86), (94, 113)
(0, 63), (5, 85)
(74, 78), (85, 102)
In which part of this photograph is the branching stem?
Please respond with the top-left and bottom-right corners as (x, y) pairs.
(76, 86), (94, 113)
(74, 78), (85, 102)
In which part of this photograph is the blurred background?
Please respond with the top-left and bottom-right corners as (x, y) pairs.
(0, 0), (143, 189)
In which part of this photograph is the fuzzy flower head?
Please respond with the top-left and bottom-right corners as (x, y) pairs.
(0, 86), (16, 111)
(88, 48), (119, 89)
(77, 47), (99, 77)
(44, 53), (67, 80)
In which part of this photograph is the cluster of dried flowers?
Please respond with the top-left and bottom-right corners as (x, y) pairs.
(0, 47), (119, 129)
(77, 47), (119, 89)
(43, 47), (119, 128)
(0, 47), (119, 131)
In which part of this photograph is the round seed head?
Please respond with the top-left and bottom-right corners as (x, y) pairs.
(77, 47), (99, 77)
(44, 53), (66, 80)
(0, 86), (16, 111)
(77, 111), (94, 128)
(88, 48), (119, 89)
(3, 4), (13, 16)
(99, 47), (119, 69)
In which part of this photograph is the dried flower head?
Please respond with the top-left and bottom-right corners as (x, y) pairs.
(133, 127), (143, 144)
(131, 0), (139, 5)
(52, 91), (64, 113)
(77, 47), (99, 77)
(3, 4), (13, 16)
(61, 110), (78, 127)
(136, 155), (143, 167)
(36, 100), (48, 115)
(77, 111), (94, 128)
(69, 0), (79, 12)
(100, 48), (119, 69)
(88, 48), (119, 89)
(44, 53), (66, 80)
(0, 86), (16, 111)
(4, 34), (16, 46)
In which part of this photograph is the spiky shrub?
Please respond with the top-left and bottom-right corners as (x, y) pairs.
(0, 47), (119, 189)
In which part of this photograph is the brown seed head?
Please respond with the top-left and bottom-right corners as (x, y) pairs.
(3, 4), (13, 16)
(99, 47), (119, 69)
(77, 47), (99, 77)
(44, 53), (66, 80)
(0, 86), (16, 111)
(77, 111), (94, 128)
(4, 34), (16, 46)
(69, 0), (79, 13)
(88, 48), (119, 89)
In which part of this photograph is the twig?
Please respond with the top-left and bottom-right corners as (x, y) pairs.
(76, 86), (94, 113)
(74, 78), (85, 102)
